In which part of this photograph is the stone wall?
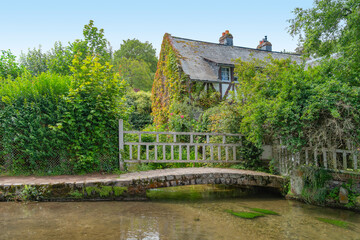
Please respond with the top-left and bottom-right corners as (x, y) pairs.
(289, 167), (360, 211)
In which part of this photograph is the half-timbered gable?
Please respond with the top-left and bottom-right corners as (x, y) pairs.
(151, 32), (302, 125)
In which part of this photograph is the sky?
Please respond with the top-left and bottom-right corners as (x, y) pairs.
(0, 0), (314, 58)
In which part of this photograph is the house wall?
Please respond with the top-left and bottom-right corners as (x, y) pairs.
(151, 34), (190, 125)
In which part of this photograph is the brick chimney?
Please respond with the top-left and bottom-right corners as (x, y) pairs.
(257, 36), (272, 51)
(219, 30), (233, 46)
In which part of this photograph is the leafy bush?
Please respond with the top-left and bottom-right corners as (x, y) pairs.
(126, 90), (153, 130)
(0, 72), (71, 174)
(59, 55), (127, 173)
(0, 50), (23, 79)
(234, 56), (360, 150)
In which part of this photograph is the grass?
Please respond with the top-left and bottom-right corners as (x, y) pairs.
(249, 208), (280, 215)
(226, 210), (265, 219)
(316, 217), (349, 229)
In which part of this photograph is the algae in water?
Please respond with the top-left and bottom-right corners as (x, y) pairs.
(249, 208), (280, 215)
(316, 217), (349, 229)
(226, 210), (264, 219)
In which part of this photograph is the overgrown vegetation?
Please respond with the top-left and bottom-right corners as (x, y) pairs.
(299, 166), (360, 207)
(300, 166), (332, 204)
(327, 180), (360, 208)
(0, 21), (128, 175)
(126, 90), (152, 130)
(3, 0), (360, 177)
(19, 185), (49, 202)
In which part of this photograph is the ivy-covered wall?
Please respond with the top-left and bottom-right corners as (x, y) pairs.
(151, 33), (189, 126)
(151, 34), (221, 126)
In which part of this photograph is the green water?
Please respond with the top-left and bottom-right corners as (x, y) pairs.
(1, 185), (360, 240)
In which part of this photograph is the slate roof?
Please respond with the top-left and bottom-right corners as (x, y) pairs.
(169, 35), (303, 81)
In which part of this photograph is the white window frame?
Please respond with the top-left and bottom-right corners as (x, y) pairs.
(221, 67), (231, 82)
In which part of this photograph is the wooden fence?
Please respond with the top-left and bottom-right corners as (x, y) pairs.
(275, 145), (359, 175)
(118, 120), (243, 170)
(119, 120), (360, 173)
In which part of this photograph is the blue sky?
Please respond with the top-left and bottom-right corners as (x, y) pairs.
(1, 0), (314, 58)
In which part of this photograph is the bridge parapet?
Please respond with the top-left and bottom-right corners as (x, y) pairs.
(0, 168), (285, 201)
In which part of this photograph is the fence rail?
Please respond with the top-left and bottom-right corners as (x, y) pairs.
(118, 120), (243, 170)
(275, 145), (359, 175)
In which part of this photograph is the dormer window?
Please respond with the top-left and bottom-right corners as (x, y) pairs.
(221, 67), (230, 81)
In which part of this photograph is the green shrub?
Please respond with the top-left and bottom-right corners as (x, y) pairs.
(0, 72), (71, 174)
(126, 90), (153, 130)
(59, 55), (127, 173)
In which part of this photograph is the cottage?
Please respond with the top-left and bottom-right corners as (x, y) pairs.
(151, 31), (302, 125)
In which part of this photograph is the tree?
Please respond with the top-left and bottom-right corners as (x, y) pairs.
(234, 56), (360, 150)
(72, 20), (111, 64)
(114, 39), (158, 72)
(20, 46), (48, 76)
(0, 50), (23, 79)
(47, 41), (73, 75)
(289, 0), (360, 56)
(114, 57), (153, 91)
(20, 20), (112, 76)
(288, 0), (360, 82)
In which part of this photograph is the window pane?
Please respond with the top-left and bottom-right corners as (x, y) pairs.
(221, 67), (230, 81)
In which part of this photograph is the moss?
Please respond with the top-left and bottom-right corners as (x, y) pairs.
(316, 217), (349, 228)
(226, 210), (265, 219)
(146, 188), (202, 201)
(249, 208), (280, 215)
(113, 187), (127, 196)
(99, 186), (113, 197)
(69, 190), (83, 199)
(85, 186), (127, 198)
(85, 186), (98, 196)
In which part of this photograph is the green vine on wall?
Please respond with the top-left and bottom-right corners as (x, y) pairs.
(151, 34), (222, 126)
(151, 33), (188, 126)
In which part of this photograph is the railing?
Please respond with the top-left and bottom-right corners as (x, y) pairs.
(275, 145), (359, 175)
(118, 120), (243, 170)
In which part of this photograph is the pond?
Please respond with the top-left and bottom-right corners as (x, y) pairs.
(1, 185), (359, 240)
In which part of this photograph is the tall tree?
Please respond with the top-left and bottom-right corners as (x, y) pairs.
(20, 46), (48, 76)
(289, 0), (360, 57)
(288, 0), (360, 82)
(114, 57), (153, 91)
(71, 20), (112, 64)
(47, 41), (73, 75)
(0, 50), (23, 79)
(20, 20), (112, 76)
(114, 39), (158, 72)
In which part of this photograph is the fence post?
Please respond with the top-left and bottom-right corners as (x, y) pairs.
(119, 119), (124, 171)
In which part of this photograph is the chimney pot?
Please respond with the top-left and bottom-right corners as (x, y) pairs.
(257, 35), (272, 51)
(219, 30), (233, 46)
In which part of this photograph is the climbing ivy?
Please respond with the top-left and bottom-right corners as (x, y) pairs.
(151, 34), (188, 125)
(151, 34), (221, 126)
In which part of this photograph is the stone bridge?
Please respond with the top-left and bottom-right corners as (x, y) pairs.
(0, 168), (286, 201)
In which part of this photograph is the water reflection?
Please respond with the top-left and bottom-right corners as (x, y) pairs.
(1, 185), (360, 240)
